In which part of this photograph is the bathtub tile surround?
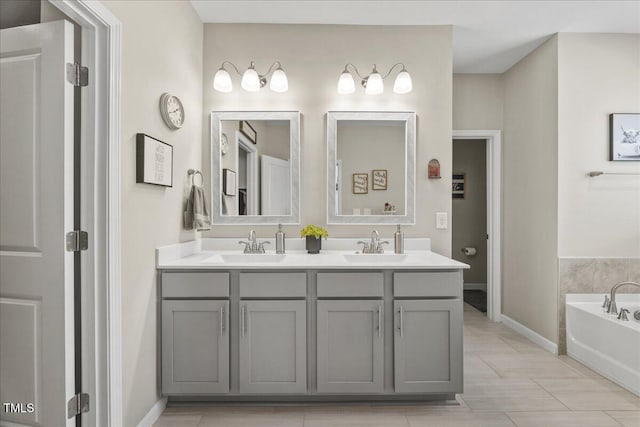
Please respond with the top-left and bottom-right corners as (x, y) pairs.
(557, 258), (640, 354)
(153, 304), (640, 427)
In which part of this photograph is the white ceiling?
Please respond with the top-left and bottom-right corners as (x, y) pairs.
(190, 0), (640, 73)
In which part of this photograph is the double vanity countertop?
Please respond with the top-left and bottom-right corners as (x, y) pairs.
(157, 238), (469, 270)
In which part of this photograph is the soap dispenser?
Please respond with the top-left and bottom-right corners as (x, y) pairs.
(394, 224), (404, 254)
(276, 224), (285, 254)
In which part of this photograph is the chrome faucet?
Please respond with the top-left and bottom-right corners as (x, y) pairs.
(357, 230), (389, 254)
(606, 281), (640, 315)
(238, 229), (270, 254)
(617, 308), (630, 321)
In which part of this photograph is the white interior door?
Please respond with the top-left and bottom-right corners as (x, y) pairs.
(0, 20), (76, 427)
(261, 154), (290, 215)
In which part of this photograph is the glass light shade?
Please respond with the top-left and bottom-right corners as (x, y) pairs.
(393, 70), (413, 94)
(213, 68), (232, 93)
(365, 72), (384, 95)
(337, 71), (355, 94)
(269, 68), (288, 93)
(241, 67), (261, 92)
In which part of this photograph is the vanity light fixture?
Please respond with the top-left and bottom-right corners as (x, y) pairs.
(337, 63), (412, 95)
(213, 61), (289, 93)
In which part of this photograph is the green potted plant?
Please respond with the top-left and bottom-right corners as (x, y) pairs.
(300, 224), (328, 254)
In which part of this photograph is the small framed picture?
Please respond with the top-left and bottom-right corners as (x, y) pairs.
(240, 120), (257, 144)
(372, 169), (388, 190)
(610, 113), (640, 161)
(352, 173), (368, 194)
(452, 173), (465, 199)
(223, 168), (236, 196)
(136, 133), (173, 187)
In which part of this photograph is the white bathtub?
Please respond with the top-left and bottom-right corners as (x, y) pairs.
(566, 294), (640, 396)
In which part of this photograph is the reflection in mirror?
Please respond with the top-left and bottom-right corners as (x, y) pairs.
(336, 120), (405, 216)
(327, 111), (416, 225)
(211, 112), (300, 225)
(220, 120), (290, 215)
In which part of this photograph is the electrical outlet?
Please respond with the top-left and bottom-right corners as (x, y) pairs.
(436, 212), (448, 229)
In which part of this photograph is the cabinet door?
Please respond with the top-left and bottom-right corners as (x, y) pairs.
(317, 300), (384, 393)
(239, 300), (307, 393)
(162, 300), (229, 394)
(394, 299), (462, 393)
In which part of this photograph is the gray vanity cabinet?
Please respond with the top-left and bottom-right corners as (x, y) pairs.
(316, 300), (384, 393)
(393, 299), (462, 393)
(239, 300), (307, 393)
(162, 299), (229, 394)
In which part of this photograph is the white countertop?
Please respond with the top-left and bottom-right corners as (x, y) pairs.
(157, 238), (469, 270)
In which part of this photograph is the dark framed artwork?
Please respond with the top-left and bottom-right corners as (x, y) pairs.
(452, 173), (465, 199)
(610, 113), (640, 161)
(136, 133), (173, 187)
(223, 168), (237, 196)
(239, 120), (257, 144)
(352, 173), (368, 194)
(372, 169), (388, 190)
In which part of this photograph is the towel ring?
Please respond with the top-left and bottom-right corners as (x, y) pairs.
(188, 169), (204, 186)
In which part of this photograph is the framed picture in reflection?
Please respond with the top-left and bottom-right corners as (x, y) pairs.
(223, 168), (236, 196)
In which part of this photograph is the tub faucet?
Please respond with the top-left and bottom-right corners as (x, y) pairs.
(607, 281), (640, 315)
(617, 308), (630, 321)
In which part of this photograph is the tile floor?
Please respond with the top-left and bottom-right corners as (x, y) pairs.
(154, 304), (640, 427)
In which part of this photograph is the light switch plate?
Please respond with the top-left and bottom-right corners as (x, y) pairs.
(436, 212), (448, 229)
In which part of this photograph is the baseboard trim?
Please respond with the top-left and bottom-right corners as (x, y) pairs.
(463, 283), (487, 291)
(500, 314), (558, 355)
(137, 397), (167, 427)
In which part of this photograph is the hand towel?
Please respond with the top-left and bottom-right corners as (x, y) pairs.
(184, 184), (211, 231)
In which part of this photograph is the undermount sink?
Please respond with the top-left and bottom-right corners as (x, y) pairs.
(343, 253), (408, 263)
(220, 253), (286, 263)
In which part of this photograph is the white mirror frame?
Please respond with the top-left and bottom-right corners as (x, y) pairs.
(211, 111), (301, 224)
(327, 111), (416, 225)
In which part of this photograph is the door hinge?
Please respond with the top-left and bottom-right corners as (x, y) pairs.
(66, 230), (88, 252)
(66, 62), (88, 87)
(67, 393), (89, 418)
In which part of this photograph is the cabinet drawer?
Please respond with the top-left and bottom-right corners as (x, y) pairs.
(162, 272), (229, 298)
(393, 272), (460, 298)
(317, 272), (383, 298)
(239, 273), (306, 298)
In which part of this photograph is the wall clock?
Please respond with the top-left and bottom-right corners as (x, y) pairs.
(159, 93), (184, 130)
(221, 133), (229, 155)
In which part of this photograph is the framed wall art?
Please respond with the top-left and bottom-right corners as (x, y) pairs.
(240, 120), (257, 144)
(372, 169), (388, 190)
(223, 168), (237, 196)
(610, 113), (640, 161)
(352, 173), (368, 194)
(452, 173), (465, 199)
(136, 133), (173, 187)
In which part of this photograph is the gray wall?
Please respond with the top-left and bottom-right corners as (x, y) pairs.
(0, 0), (40, 29)
(453, 74), (503, 131)
(202, 24), (454, 254)
(100, 2), (204, 426)
(452, 140), (487, 285)
(557, 33), (640, 257)
(502, 36), (559, 343)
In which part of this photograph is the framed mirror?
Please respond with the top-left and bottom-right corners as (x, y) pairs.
(327, 111), (416, 224)
(211, 111), (300, 224)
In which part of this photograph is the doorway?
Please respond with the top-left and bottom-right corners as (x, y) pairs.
(236, 131), (258, 215)
(452, 139), (488, 314)
(452, 130), (502, 322)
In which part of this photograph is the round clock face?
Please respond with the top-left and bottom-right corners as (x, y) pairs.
(159, 93), (184, 130)
(221, 133), (229, 155)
